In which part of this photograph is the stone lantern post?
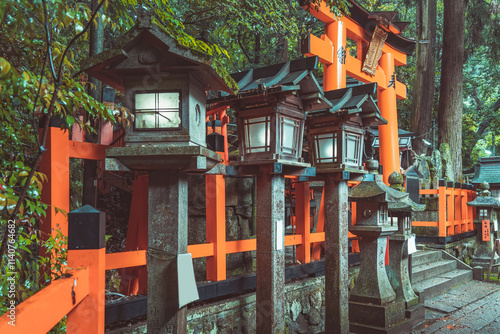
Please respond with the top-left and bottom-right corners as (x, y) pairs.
(469, 181), (500, 268)
(209, 56), (324, 333)
(386, 172), (426, 325)
(82, 14), (231, 334)
(306, 82), (386, 334)
(348, 159), (413, 333)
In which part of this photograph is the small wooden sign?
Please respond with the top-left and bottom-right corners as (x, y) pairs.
(482, 219), (490, 241)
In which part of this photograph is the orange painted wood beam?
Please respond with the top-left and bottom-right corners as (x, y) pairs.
(120, 174), (148, 295)
(412, 221), (439, 227)
(188, 243), (215, 259)
(295, 182), (311, 263)
(303, 34), (334, 64)
(226, 239), (256, 254)
(420, 189), (439, 195)
(105, 250), (147, 270)
(310, 232), (325, 243)
(305, 2), (407, 66)
(205, 174), (227, 281)
(68, 141), (107, 160)
(285, 234), (303, 246)
(377, 53), (401, 183)
(438, 185), (447, 237)
(311, 186), (325, 261)
(0, 269), (89, 334)
(67, 249), (105, 334)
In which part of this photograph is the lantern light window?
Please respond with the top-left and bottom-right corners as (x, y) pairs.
(280, 116), (301, 156)
(134, 91), (181, 130)
(243, 116), (271, 154)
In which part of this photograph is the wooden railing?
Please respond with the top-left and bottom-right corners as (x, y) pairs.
(412, 181), (476, 237)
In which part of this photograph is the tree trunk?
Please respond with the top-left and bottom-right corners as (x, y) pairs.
(254, 33), (261, 64)
(437, 0), (466, 181)
(411, 0), (437, 155)
(83, 0), (104, 207)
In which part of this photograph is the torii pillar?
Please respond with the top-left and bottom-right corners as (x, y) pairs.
(302, 1), (413, 183)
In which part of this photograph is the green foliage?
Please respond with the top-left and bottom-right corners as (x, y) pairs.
(0, 228), (67, 313)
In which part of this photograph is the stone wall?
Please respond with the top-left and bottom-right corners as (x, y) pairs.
(108, 266), (361, 334)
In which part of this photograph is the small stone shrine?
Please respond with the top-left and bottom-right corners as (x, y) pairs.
(468, 181), (500, 268)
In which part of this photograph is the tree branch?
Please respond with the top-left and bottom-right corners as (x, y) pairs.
(0, 0), (106, 264)
(42, 0), (57, 81)
(57, 0), (105, 82)
(237, 29), (253, 63)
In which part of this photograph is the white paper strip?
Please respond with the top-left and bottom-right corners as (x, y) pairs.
(276, 220), (284, 251)
(408, 235), (417, 255)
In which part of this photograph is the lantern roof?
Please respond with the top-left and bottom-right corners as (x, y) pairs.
(471, 157), (500, 188)
(347, 0), (415, 55)
(349, 159), (408, 203)
(468, 181), (500, 208)
(81, 13), (231, 93)
(307, 83), (387, 126)
(207, 56), (332, 112)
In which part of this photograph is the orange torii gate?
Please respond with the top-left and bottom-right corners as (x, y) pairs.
(302, 0), (415, 183)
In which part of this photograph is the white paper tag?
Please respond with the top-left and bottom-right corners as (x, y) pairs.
(494, 220), (498, 232)
(276, 220), (284, 251)
(408, 235), (417, 255)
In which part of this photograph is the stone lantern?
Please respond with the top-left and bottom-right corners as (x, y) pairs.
(208, 56), (324, 333)
(306, 83), (387, 173)
(211, 57), (332, 166)
(469, 181), (500, 268)
(385, 172), (426, 326)
(82, 14), (228, 171)
(82, 14), (232, 334)
(305, 82), (386, 333)
(348, 159), (412, 332)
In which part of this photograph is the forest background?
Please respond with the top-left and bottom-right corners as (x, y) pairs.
(0, 0), (499, 331)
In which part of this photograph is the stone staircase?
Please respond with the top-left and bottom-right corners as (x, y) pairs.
(411, 249), (473, 301)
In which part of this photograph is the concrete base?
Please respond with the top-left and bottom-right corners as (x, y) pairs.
(349, 300), (405, 328)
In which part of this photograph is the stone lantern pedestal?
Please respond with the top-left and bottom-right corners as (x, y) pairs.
(348, 161), (418, 334)
(348, 226), (407, 332)
(385, 172), (426, 326)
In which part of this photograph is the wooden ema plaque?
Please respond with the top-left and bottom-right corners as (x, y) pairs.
(362, 25), (388, 76)
(482, 219), (490, 241)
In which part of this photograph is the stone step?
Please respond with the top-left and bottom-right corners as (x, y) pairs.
(411, 259), (457, 283)
(411, 250), (443, 267)
(412, 269), (473, 301)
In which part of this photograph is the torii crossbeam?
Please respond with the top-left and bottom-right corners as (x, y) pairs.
(302, 0), (415, 183)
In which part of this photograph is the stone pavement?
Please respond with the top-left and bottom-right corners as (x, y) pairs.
(413, 280), (500, 333)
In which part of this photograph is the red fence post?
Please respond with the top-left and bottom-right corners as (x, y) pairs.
(311, 186), (325, 260)
(39, 127), (70, 279)
(296, 182), (311, 264)
(120, 174), (148, 295)
(438, 181), (446, 237)
(66, 206), (106, 334)
(206, 174), (226, 281)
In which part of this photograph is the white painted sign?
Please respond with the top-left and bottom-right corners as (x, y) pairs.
(408, 235), (417, 255)
(494, 220), (498, 232)
(276, 220), (284, 251)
